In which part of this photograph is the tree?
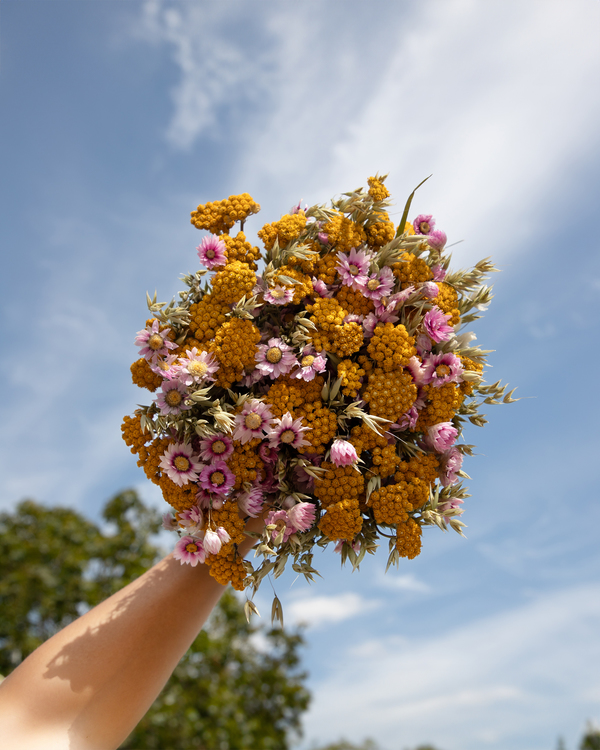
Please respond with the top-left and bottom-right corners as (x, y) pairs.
(581, 723), (600, 750)
(0, 490), (310, 749)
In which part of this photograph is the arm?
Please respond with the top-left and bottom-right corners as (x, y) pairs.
(0, 529), (260, 750)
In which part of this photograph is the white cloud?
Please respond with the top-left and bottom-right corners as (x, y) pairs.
(375, 572), (431, 593)
(301, 584), (600, 750)
(286, 592), (380, 629)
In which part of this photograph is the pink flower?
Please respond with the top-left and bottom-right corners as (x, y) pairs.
(256, 337), (298, 379)
(135, 319), (177, 363)
(233, 399), (274, 443)
(317, 232), (329, 245)
(440, 445), (464, 487)
(159, 442), (203, 486)
(198, 461), (236, 495)
(440, 497), (464, 515)
(427, 230), (447, 250)
(334, 539), (361, 554)
(266, 509), (295, 543)
(426, 422), (458, 453)
(361, 266), (395, 301)
(416, 333), (433, 356)
(203, 528), (223, 555)
(162, 512), (178, 531)
(330, 439), (359, 466)
(268, 412), (311, 449)
(396, 405), (419, 431)
(238, 485), (265, 517)
(336, 248), (371, 289)
(420, 281), (439, 299)
(150, 353), (180, 379)
(174, 535), (206, 566)
(374, 287), (415, 317)
(422, 306), (454, 343)
(421, 352), (464, 387)
(197, 235), (227, 269)
(293, 349), (327, 381)
(177, 505), (204, 532)
(263, 285), (295, 306)
(431, 264), (447, 281)
(311, 278), (333, 297)
(155, 380), (192, 416)
(405, 356), (427, 386)
(199, 434), (234, 462)
(287, 502), (317, 531)
(259, 443), (278, 464)
(176, 348), (218, 386)
(290, 200), (307, 214)
(413, 214), (435, 235)
(216, 526), (231, 544)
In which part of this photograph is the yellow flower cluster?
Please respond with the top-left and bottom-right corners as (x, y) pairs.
(337, 359), (365, 398)
(188, 295), (230, 343)
(392, 252), (433, 288)
(210, 318), (260, 388)
(159, 475), (196, 512)
(368, 484), (413, 525)
(459, 356), (484, 397)
(395, 452), (440, 487)
(305, 297), (348, 352)
(136, 437), (170, 485)
(314, 252), (338, 285)
(265, 375), (324, 418)
(275, 265), (313, 304)
(362, 368), (417, 422)
(370, 443), (401, 478)
(432, 282), (461, 326)
(367, 175), (390, 201)
(328, 322), (364, 358)
(395, 518), (422, 559)
(227, 442), (264, 489)
(295, 401), (337, 454)
(207, 545), (247, 590)
(415, 383), (464, 430)
(319, 498), (363, 542)
(367, 322), (416, 371)
(322, 213), (366, 253)
(258, 212), (307, 252)
(335, 285), (375, 316)
(120, 413), (149, 454)
(211, 261), (256, 305)
(222, 231), (262, 270)
(314, 462), (365, 507)
(210, 503), (246, 546)
(190, 193), (260, 235)
(130, 358), (163, 392)
(366, 213), (395, 248)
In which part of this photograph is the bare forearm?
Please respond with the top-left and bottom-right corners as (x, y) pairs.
(0, 534), (257, 750)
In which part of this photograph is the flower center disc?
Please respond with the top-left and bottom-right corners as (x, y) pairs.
(166, 390), (183, 406)
(301, 355), (315, 367)
(367, 279), (380, 291)
(419, 221), (430, 233)
(211, 471), (225, 486)
(245, 413), (262, 430)
(436, 365), (451, 377)
(349, 264), (360, 276)
(188, 361), (208, 376)
(281, 429), (296, 444)
(266, 347), (283, 364)
(148, 333), (164, 350)
(212, 440), (226, 454)
(174, 456), (191, 471)
(206, 249), (215, 258)
(185, 542), (198, 553)
(271, 288), (285, 299)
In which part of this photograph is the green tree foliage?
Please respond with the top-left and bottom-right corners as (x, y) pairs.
(0, 491), (310, 749)
(581, 723), (600, 750)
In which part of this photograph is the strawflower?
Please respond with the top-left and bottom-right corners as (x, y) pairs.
(199, 433), (234, 462)
(174, 536), (206, 566)
(422, 306), (454, 343)
(256, 337), (298, 379)
(413, 213), (435, 235)
(176, 348), (218, 386)
(197, 235), (227, 269)
(263, 285), (295, 306)
(336, 247), (371, 289)
(330, 439), (359, 466)
(135, 319), (177, 363)
(266, 509), (295, 544)
(288, 501), (317, 531)
(268, 412), (311, 449)
(294, 349), (327, 381)
(198, 461), (236, 495)
(439, 446), (464, 487)
(421, 352), (464, 387)
(426, 422), (458, 453)
(156, 380), (191, 416)
(159, 442), (202, 486)
(233, 399), (274, 443)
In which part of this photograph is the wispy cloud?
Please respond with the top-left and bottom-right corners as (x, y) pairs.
(286, 592), (380, 629)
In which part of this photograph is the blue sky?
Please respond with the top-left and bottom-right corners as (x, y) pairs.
(1, 1), (600, 749)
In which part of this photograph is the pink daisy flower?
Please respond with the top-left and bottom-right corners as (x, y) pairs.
(155, 380), (191, 416)
(413, 214), (435, 235)
(259, 443), (278, 464)
(336, 248), (371, 289)
(420, 281), (439, 299)
(373, 286), (415, 317)
(177, 506), (204, 535)
(422, 306), (454, 343)
(196, 235), (227, 269)
(293, 348), (327, 381)
(311, 278), (333, 297)
(149, 353), (180, 380)
(135, 319), (177, 363)
(238, 485), (265, 517)
(256, 337), (298, 379)
(162, 512), (178, 531)
(198, 461), (236, 496)
(362, 266), (395, 301)
(199, 433), (234, 462)
(427, 229), (447, 250)
(426, 422), (458, 453)
(265, 509), (295, 544)
(176, 348), (218, 386)
(421, 352), (464, 388)
(439, 446), (464, 487)
(173, 535), (206, 567)
(263, 285), (295, 306)
(287, 502), (317, 532)
(330, 439), (359, 467)
(159, 442), (203, 487)
(268, 412), (311, 450)
(396, 405), (419, 431)
(233, 399), (274, 443)
(431, 264), (447, 282)
(405, 356), (427, 386)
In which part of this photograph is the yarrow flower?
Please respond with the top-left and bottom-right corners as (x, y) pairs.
(199, 433), (234, 462)
(422, 306), (455, 343)
(293, 348), (327, 381)
(156, 380), (191, 416)
(421, 352), (464, 387)
(256, 338), (298, 379)
(268, 412), (311, 449)
(176, 348), (218, 386)
(336, 247), (371, 289)
(159, 442), (202, 487)
(330, 439), (359, 466)
(413, 214), (435, 235)
(197, 235), (227, 269)
(287, 501), (317, 531)
(233, 399), (274, 443)
(426, 422), (458, 453)
(174, 535), (206, 566)
(135, 319), (177, 363)
(198, 461), (236, 496)
(263, 285), (294, 306)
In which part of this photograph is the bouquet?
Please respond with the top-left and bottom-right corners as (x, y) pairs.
(121, 175), (514, 613)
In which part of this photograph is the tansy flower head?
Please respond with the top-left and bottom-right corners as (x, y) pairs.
(197, 235), (227, 269)
(159, 442), (203, 487)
